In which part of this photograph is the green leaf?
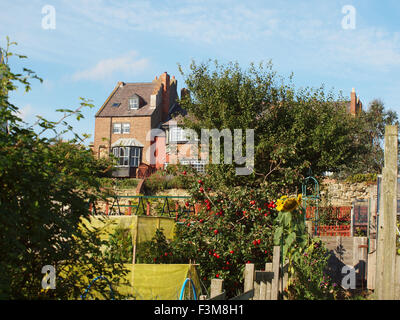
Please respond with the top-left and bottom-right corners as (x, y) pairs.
(273, 226), (283, 245)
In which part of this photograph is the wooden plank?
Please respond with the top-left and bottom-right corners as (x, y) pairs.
(271, 246), (280, 300)
(375, 125), (398, 299)
(209, 291), (226, 300)
(244, 263), (255, 293)
(367, 241), (376, 290)
(265, 263), (272, 300)
(210, 279), (224, 299)
(395, 255), (400, 300)
(230, 289), (254, 301)
(260, 281), (267, 300)
(255, 271), (274, 282)
(253, 281), (260, 300)
(280, 262), (289, 299)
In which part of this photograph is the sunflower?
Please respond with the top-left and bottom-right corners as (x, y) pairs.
(276, 194), (302, 212)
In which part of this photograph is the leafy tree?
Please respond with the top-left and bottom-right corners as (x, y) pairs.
(177, 60), (368, 193)
(0, 38), (127, 299)
(337, 99), (398, 177)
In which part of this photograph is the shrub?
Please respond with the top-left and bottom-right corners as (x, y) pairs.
(98, 177), (140, 189)
(104, 227), (133, 264)
(289, 239), (340, 300)
(345, 173), (377, 184)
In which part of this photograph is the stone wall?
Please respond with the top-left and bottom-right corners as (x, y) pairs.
(320, 179), (377, 207)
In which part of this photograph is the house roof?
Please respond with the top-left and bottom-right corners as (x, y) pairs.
(96, 82), (158, 117)
(111, 138), (144, 148)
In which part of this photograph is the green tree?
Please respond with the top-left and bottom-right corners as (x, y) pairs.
(178, 60), (367, 193)
(340, 99), (398, 176)
(0, 39), (127, 299)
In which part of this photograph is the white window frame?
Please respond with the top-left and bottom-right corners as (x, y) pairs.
(130, 147), (142, 167)
(129, 97), (139, 110)
(169, 127), (188, 143)
(113, 123), (121, 134)
(122, 123), (130, 134)
(112, 146), (130, 167)
(180, 159), (206, 174)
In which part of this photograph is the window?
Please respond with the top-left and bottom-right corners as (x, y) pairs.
(112, 103), (120, 108)
(113, 123), (121, 134)
(112, 146), (142, 167)
(129, 96), (139, 110)
(180, 159), (206, 174)
(130, 147), (142, 167)
(122, 123), (130, 134)
(169, 127), (188, 142)
(113, 123), (130, 134)
(112, 147), (129, 166)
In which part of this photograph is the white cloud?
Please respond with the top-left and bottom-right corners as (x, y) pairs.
(18, 104), (33, 121)
(71, 51), (149, 81)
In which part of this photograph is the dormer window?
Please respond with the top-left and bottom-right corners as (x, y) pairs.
(129, 95), (139, 110)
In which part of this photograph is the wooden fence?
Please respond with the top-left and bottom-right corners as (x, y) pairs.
(202, 246), (288, 300)
(316, 225), (351, 237)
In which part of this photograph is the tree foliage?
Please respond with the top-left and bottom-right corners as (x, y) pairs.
(177, 60), (375, 192)
(0, 39), (127, 299)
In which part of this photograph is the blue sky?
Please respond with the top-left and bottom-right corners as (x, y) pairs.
(1, 0), (400, 142)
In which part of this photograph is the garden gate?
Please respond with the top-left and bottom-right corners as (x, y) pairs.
(302, 173), (320, 236)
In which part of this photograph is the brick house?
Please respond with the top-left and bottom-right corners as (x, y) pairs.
(93, 72), (205, 178)
(94, 72), (179, 177)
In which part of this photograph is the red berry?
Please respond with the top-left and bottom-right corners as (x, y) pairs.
(199, 187), (204, 193)
(214, 229), (218, 235)
(182, 171), (187, 175)
(229, 250), (234, 254)
(199, 219), (204, 223)
(164, 252), (168, 256)
(216, 274), (219, 278)
(257, 239), (261, 245)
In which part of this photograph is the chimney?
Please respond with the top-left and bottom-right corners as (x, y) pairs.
(350, 88), (356, 115)
(160, 72), (171, 121)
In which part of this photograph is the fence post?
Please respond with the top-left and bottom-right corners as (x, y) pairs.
(306, 221), (313, 237)
(375, 125), (398, 300)
(210, 279), (224, 299)
(271, 246), (280, 300)
(105, 201), (109, 215)
(265, 262), (273, 300)
(395, 255), (400, 299)
(244, 263), (255, 296)
(128, 200), (132, 216)
(146, 202), (150, 216)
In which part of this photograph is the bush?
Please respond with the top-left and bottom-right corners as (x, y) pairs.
(143, 170), (190, 193)
(289, 239), (340, 300)
(98, 177), (140, 189)
(345, 173), (377, 184)
(104, 227), (133, 264)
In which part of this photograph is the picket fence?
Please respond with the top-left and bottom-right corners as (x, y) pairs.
(201, 246), (288, 300)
